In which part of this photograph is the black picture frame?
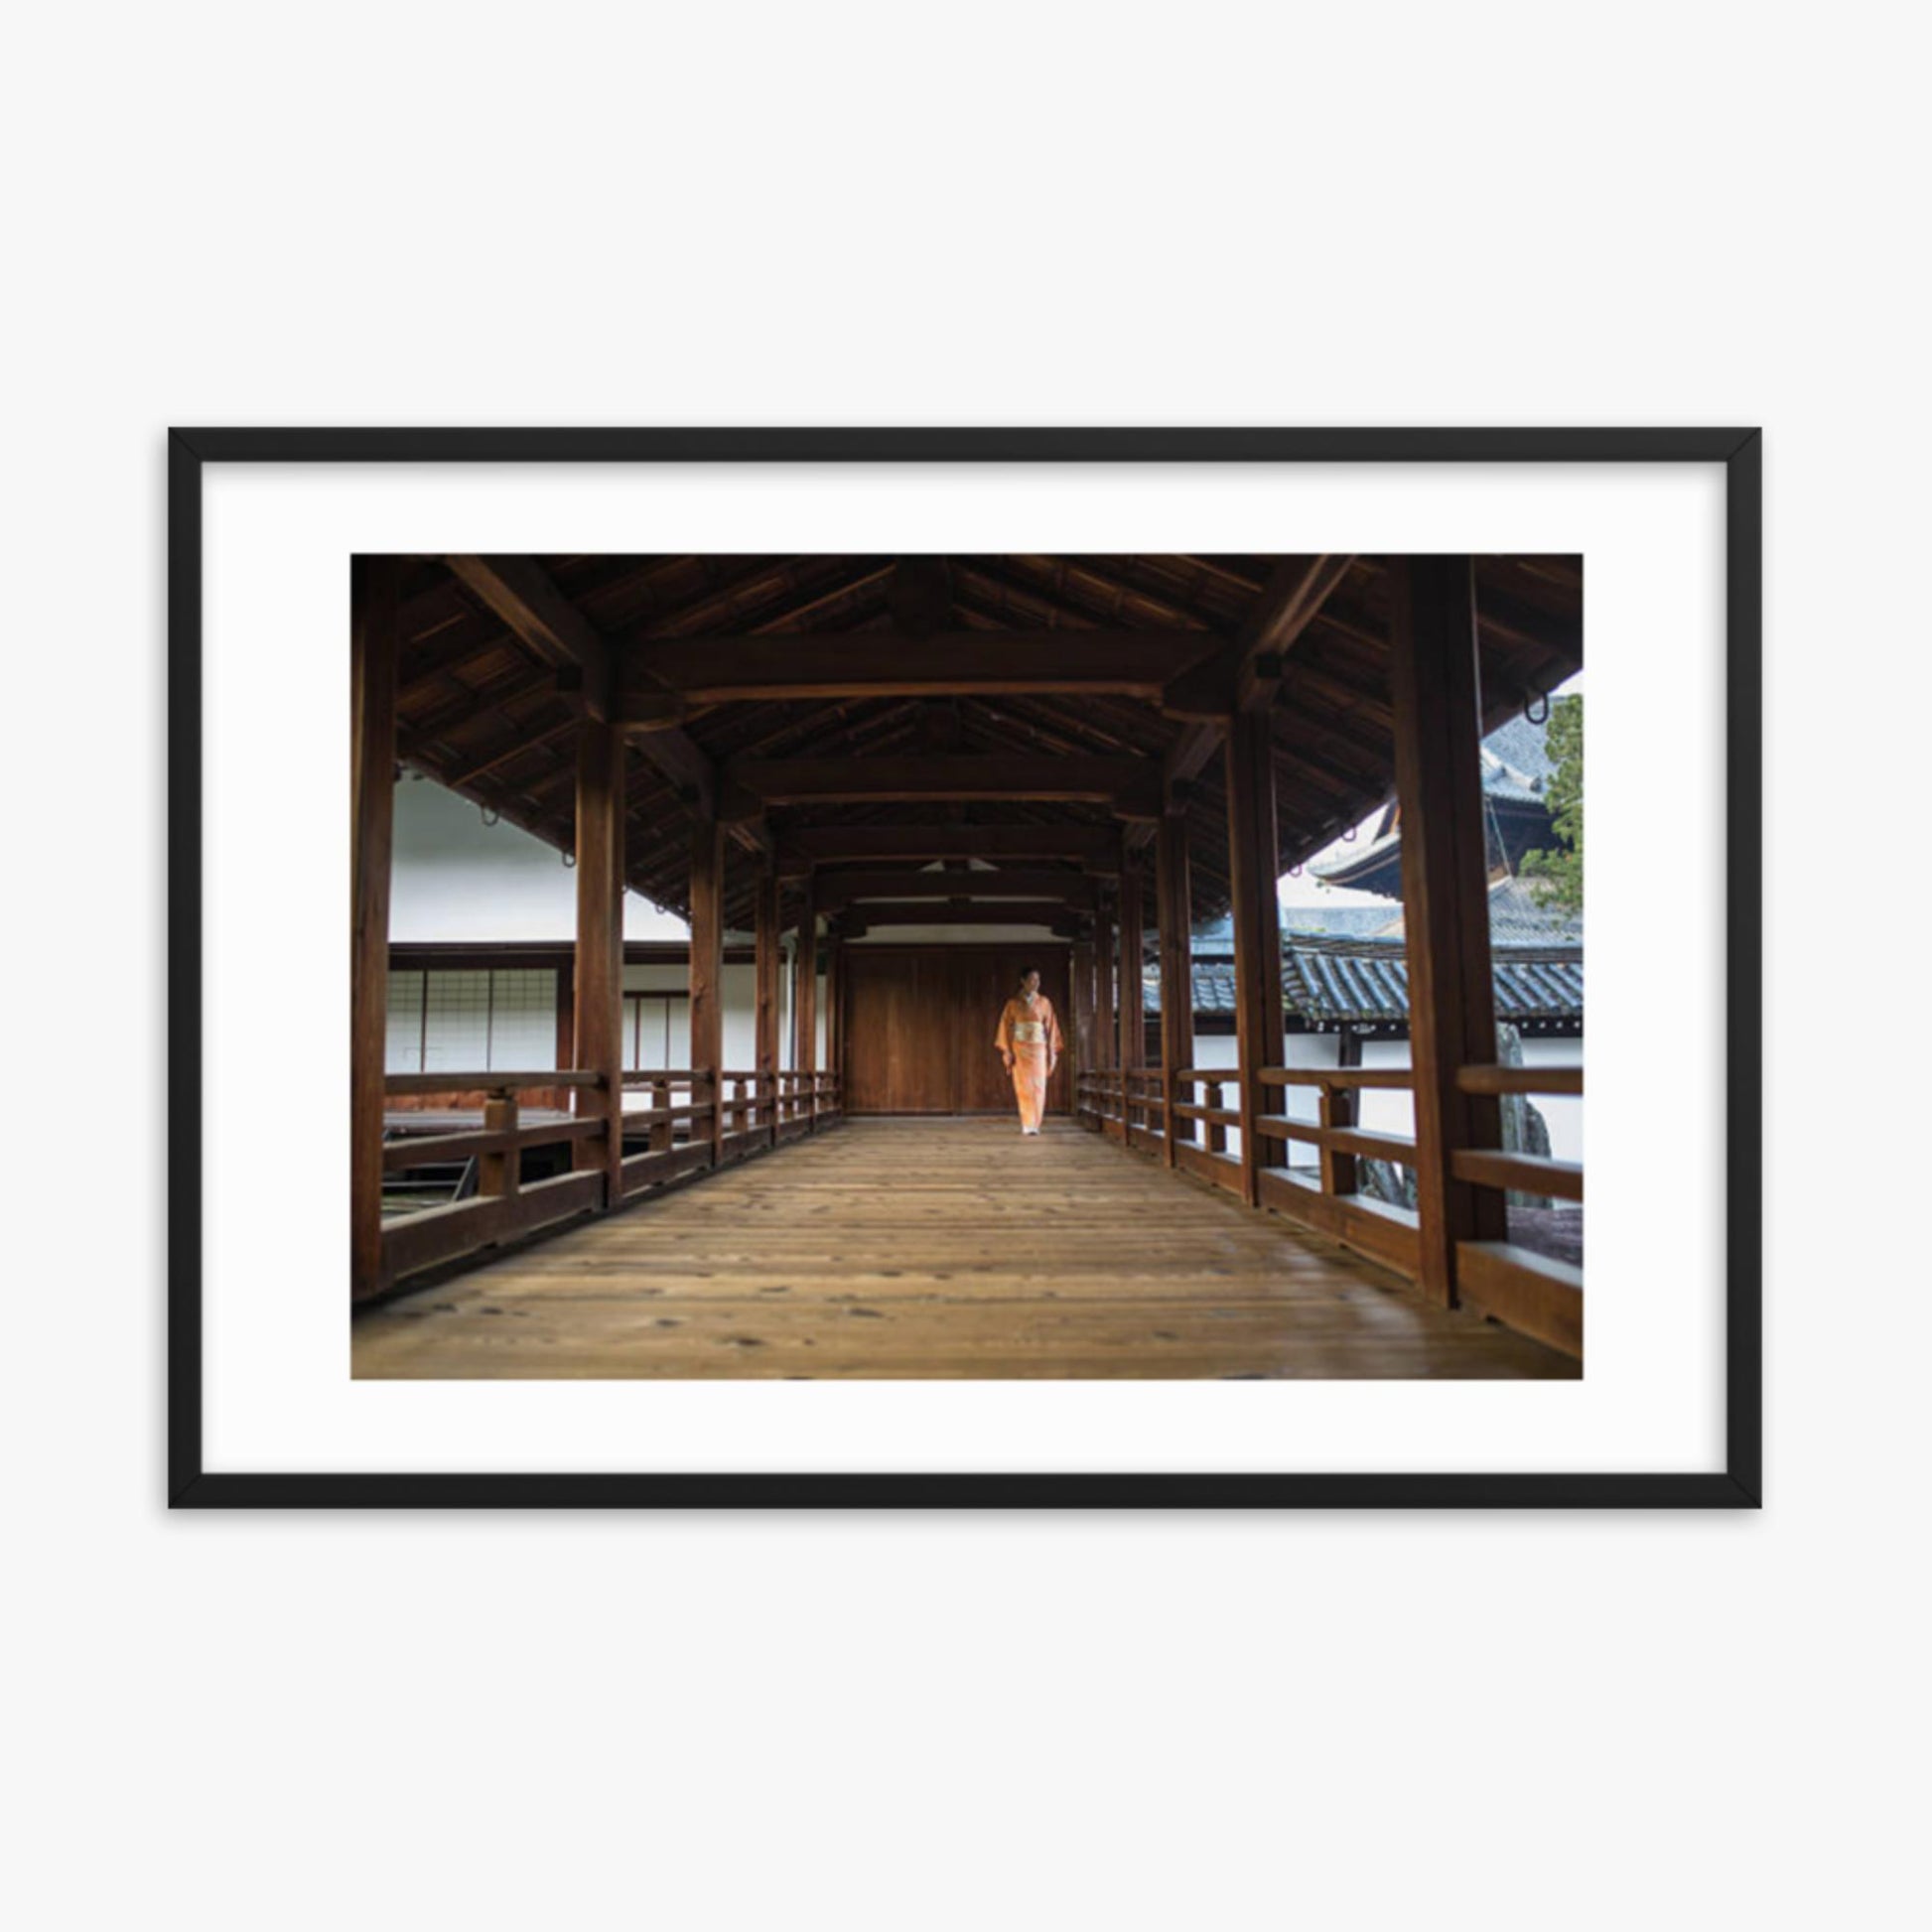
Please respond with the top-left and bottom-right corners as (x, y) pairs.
(168, 427), (1762, 1509)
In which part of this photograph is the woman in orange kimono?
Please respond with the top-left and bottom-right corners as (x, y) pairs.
(995, 967), (1063, 1136)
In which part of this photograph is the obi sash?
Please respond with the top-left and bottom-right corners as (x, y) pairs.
(1009, 1020), (1046, 1045)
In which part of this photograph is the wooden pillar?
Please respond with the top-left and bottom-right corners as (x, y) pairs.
(1225, 712), (1285, 1206)
(1092, 890), (1115, 1071)
(795, 879), (819, 1075)
(823, 933), (843, 1104)
(1070, 939), (1096, 1114)
(1156, 815), (1193, 1168)
(573, 718), (626, 1205)
(1118, 860), (1146, 1072)
(756, 863), (780, 1145)
(350, 556), (399, 1303)
(554, 956), (576, 1113)
(1391, 555), (1506, 1303)
(689, 816), (725, 1167)
(479, 1094), (520, 1199)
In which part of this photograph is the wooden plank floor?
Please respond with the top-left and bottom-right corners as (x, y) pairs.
(352, 1119), (1579, 1379)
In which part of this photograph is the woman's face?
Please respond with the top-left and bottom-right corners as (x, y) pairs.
(1020, 971), (1041, 999)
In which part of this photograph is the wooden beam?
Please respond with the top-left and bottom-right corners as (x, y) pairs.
(776, 824), (1123, 875)
(447, 554), (716, 821)
(725, 756), (1158, 813)
(1225, 712), (1286, 1207)
(1391, 555), (1507, 1305)
(1234, 555), (1358, 710)
(447, 555), (618, 721)
(1137, 554), (1355, 849)
(617, 629), (1222, 710)
(689, 816), (725, 1166)
(837, 900), (1083, 928)
(814, 869), (1097, 910)
(351, 557), (400, 1303)
(572, 717), (626, 1206)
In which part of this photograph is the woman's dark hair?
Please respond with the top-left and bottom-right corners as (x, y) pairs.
(1018, 964), (1040, 981)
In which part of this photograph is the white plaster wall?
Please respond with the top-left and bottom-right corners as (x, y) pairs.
(1359, 1037), (1420, 1146)
(1520, 1035), (1585, 1165)
(389, 776), (690, 943)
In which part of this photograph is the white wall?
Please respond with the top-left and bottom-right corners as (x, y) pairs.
(1521, 1036), (1585, 1165)
(1170, 1031), (1342, 1164)
(389, 775), (691, 943)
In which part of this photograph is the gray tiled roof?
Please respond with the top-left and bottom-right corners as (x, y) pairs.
(1145, 934), (1583, 1026)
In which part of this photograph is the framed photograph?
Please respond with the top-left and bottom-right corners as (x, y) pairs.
(169, 428), (1760, 1507)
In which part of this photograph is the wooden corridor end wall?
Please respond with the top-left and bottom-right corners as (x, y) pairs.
(841, 946), (1073, 1116)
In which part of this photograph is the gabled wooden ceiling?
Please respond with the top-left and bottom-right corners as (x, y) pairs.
(389, 553), (1583, 931)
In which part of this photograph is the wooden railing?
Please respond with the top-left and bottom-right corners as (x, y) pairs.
(773, 1068), (842, 1138)
(1078, 1054), (1584, 1358)
(379, 1064), (843, 1293)
(380, 1070), (612, 1285)
(1252, 1067), (1424, 1276)
(1166, 1067), (1248, 1193)
(1449, 1062), (1583, 1358)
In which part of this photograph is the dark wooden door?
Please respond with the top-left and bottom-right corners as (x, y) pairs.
(842, 946), (1072, 1116)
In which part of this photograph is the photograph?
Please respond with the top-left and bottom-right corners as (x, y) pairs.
(348, 548), (1587, 1381)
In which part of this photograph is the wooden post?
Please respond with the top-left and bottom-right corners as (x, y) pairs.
(1070, 939), (1095, 1120)
(795, 878), (819, 1077)
(1225, 711), (1284, 1206)
(1156, 815), (1193, 1168)
(1390, 555), (1506, 1304)
(1323, 1028), (1361, 1197)
(823, 932), (844, 1112)
(573, 718), (626, 1206)
(756, 863), (780, 1146)
(350, 556), (399, 1303)
(1117, 862), (1145, 1075)
(690, 816), (725, 1169)
(554, 956), (576, 1114)
(1318, 1083), (1357, 1198)
(1092, 890), (1115, 1072)
(479, 1094), (520, 1198)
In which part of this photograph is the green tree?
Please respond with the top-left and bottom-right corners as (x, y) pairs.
(1519, 694), (1583, 913)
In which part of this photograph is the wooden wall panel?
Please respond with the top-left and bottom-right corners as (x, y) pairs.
(843, 946), (1072, 1116)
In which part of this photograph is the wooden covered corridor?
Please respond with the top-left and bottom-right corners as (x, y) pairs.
(353, 548), (1586, 1371)
(353, 1119), (1575, 1379)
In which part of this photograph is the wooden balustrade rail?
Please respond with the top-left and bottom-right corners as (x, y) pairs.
(384, 1069), (605, 1097)
(1445, 1062), (1585, 1356)
(1079, 1053), (1587, 1359)
(378, 1062), (844, 1295)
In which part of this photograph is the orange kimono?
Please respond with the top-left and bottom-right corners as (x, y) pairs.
(995, 994), (1063, 1132)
